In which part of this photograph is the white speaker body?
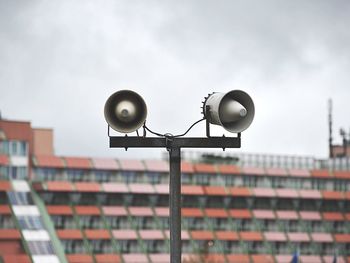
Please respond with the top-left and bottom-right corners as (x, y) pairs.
(204, 90), (255, 133)
(104, 90), (147, 133)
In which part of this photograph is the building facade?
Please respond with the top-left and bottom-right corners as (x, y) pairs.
(0, 117), (350, 263)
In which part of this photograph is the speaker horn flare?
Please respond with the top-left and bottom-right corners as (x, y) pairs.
(203, 90), (254, 133)
(104, 90), (147, 133)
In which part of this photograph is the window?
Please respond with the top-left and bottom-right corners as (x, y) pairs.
(7, 192), (34, 205)
(0, 140), (9, 154)
(62, 240), (86, 254)
(0, 215), (16, 228)
(0, 166), (9, 179)
(27, 241), (55, 255)
(182, 173), (192, 185)
(79, 216), (104, 229)
(121, 171), (137, 184)
(8, 166), (27, 179)
(35, 168), (58, 181)
(146, 172), (160, 184)
(51, 215), (76, 229)
(17, 216), (44, 230)
(243, 176), (256, 187)
(194, 173), (210, 185)
(89, 240), (113, 254)
(67, 170), (85, 182)
(94, 170), (111, 183)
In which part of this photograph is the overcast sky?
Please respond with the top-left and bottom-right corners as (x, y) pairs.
(1, 0), (349, 160)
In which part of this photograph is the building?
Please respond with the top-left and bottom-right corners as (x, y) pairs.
(0, 117), (350, 263)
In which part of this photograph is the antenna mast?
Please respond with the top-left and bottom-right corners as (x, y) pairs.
(328, 99), (333, 158)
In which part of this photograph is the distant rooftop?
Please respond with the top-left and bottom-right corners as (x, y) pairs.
(181, 151), (350, 171)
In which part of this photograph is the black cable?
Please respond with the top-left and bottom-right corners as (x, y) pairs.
(172, 118), (205, 137)
(143, 118), (205, 138)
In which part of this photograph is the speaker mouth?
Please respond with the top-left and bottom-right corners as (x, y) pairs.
(104, 90), (147, 133)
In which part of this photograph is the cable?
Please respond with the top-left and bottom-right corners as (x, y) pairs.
(143, 118), (205, 138)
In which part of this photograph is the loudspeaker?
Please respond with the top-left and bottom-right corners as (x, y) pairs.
(203, 90), (255, 133)
(104, 90), (147, 133)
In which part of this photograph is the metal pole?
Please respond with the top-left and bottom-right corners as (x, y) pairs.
(169, 146), (181, 263)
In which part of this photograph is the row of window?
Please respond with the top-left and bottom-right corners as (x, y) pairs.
(60, 239), (350, 255)
(32, 168), (350, 191)
(39, 193), (350, 212)
(50, 214), (350, 234)
(0, 166), (28, 179)
(0, 140), (27, 156)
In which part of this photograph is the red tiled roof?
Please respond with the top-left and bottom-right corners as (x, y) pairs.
(144, 160), (169, 172)
(164, 230), (190, 240)
(230, 209), (252, 219)
(46, 181), (73, 192)
(322, 190), (344, 200)
(242, 166), (265, 175)
(154, 184), (169, 194)
(85, 230), (110, 239)
(217, 164), (240, 174)
(204, 186), (227, 196)
(0, 205), (11, 214)
(239, 232), (263, 241)
(252, 210), (275, 219)
(154, 207), (169, 217)
(112, 230), (137, 240)
(92, 158), (119, 170)
(298, 189), (322, 199)
(57, 230), (83, 239)
(149, 254), (170, 263)
(190, 231), (214, 240)
(253, 188), (276, 197)
(276, 210), (299, 220)
(2, 255), (31, 263)
(181, 161), (194, 173)
(193, 163), (217, 174)
(64, 157), (91, 169)
(118, 160), (145, 171)
(251, 254), (275, 263)
(182, 208), (203, 217)
(139, 230), (164, 240)
(264, 232), (287, 242)
(75, 182), (100, 192)
(226, 254), (250, 263)
(204, 208), (228, 218)
(323, 256), (346, 263)
(128, 183), (155, 194)
(299, 211), (322, 221)
(34, 155), (65, 168)
(287, 232), (310, 242)
(266, 167), (287, 176)
(310, 233), (333, 242)
(202, 254), (226, 263)
(122, 254), (148, 263)
(181, 185), (204, 195)
(95, 254), (121, 263)
(102, 206), (128, 216)
(310, 169), (330, 178)
(0, 181), (11, 191)
(333, 171), (350, 179)
(0, 154), (9, 165)
(275, 188), (299, 198)
(334, 234), (350, 243)
(215, 231), (239, 240)
(128, 207), (153, 216)
(102, 183), (129, 193)
(46, 205), (73, 215)
(275, 255), (293, 263)
(0, 229), (21, 239)
(67, 254), (93, 263)
(299, 255), (322, 263)
(75, 206), (100, 215)
(288, 168), (310, 177)
(322, 212), (344, 221)
(229, 187), (251, 196)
